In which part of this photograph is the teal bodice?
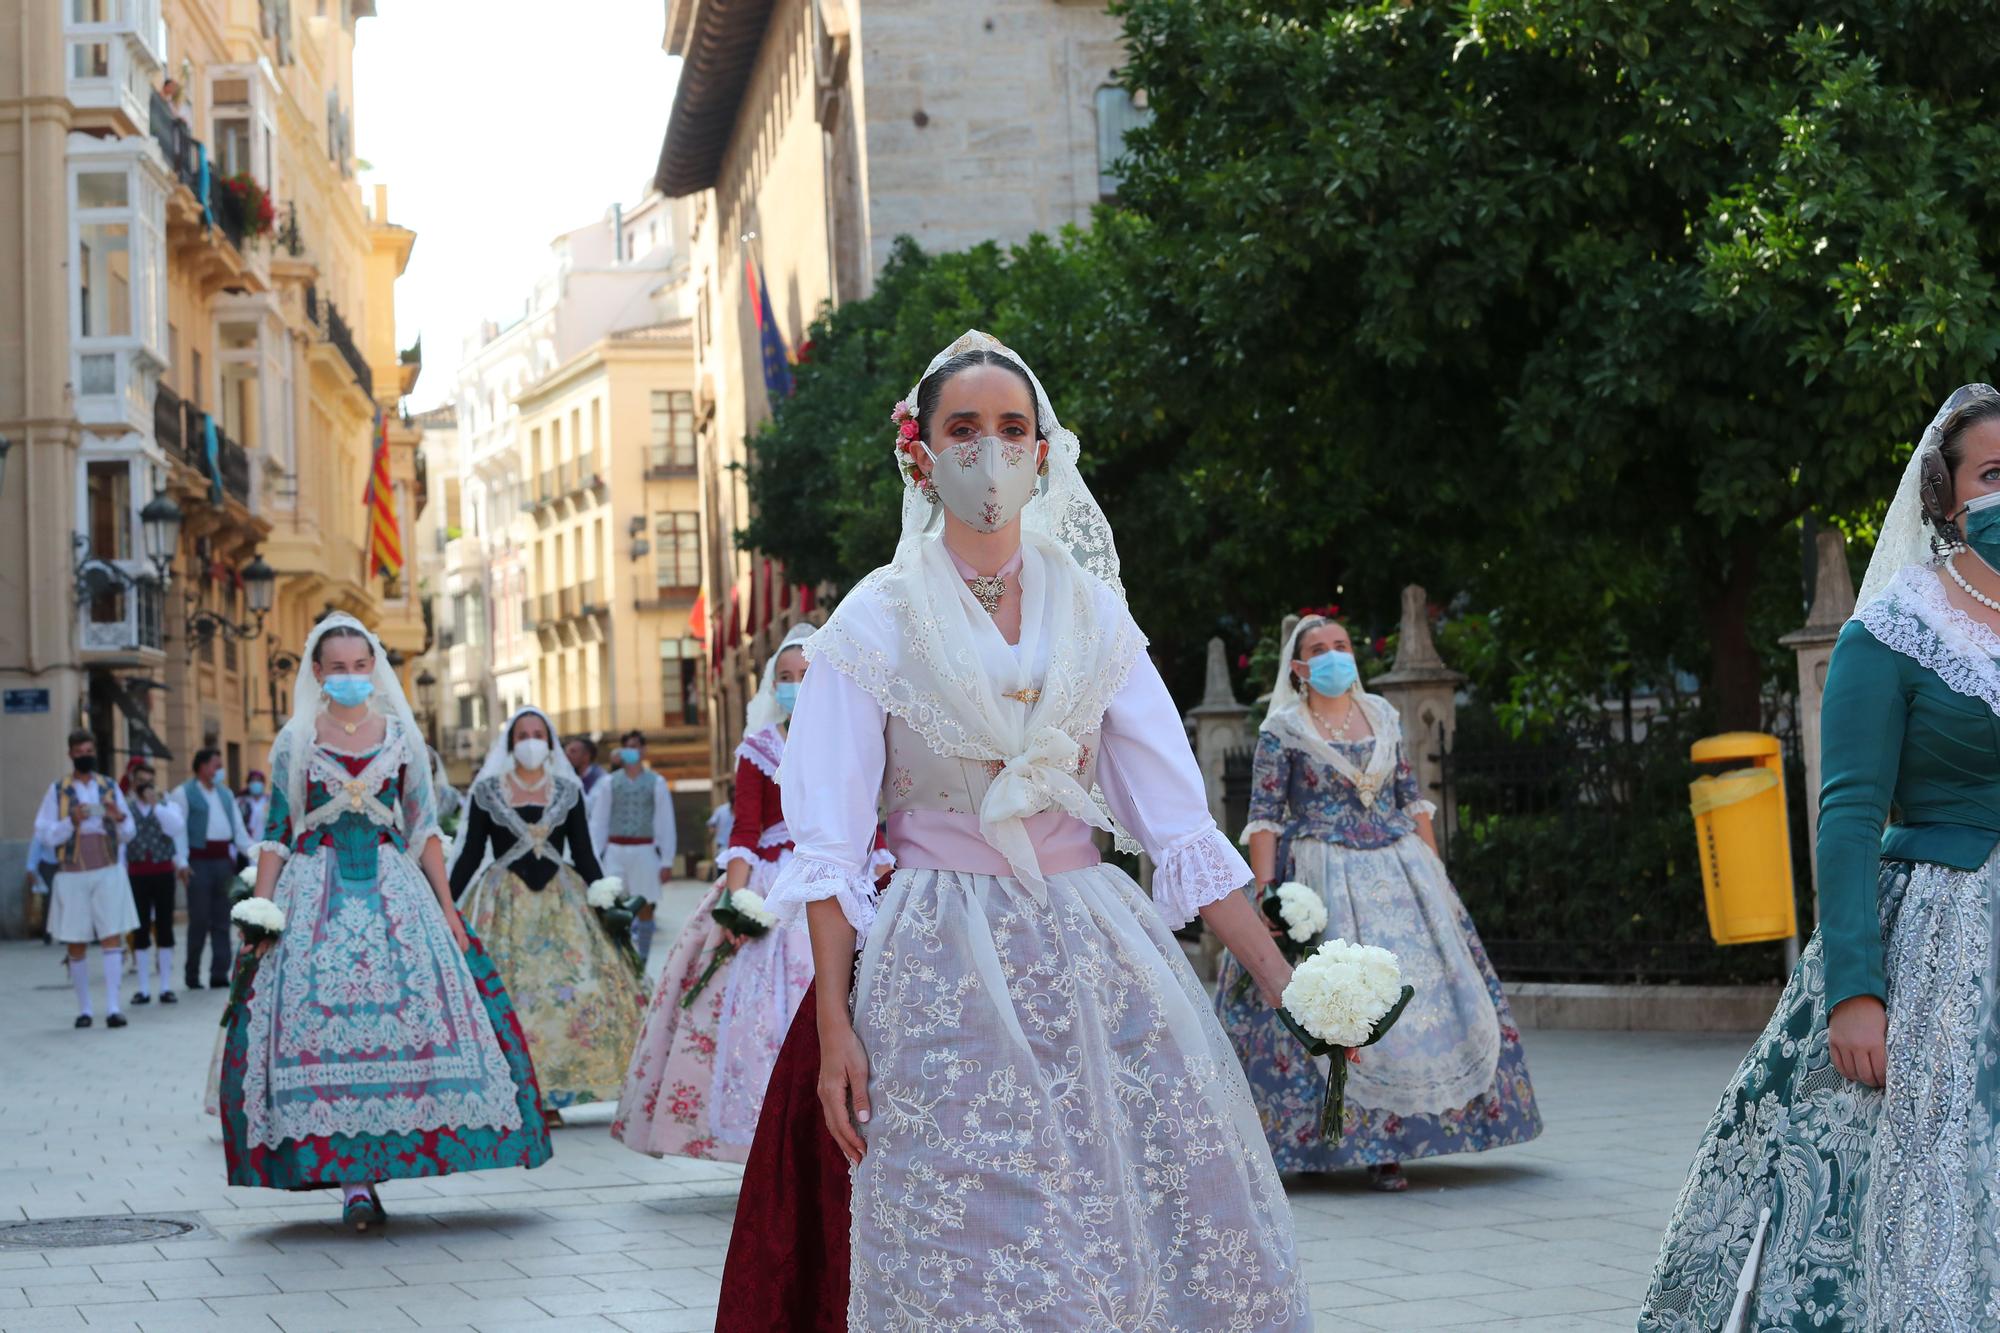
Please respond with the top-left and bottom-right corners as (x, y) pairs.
(1818, 568), (2000, 1009)
(264, 744), (415, 883)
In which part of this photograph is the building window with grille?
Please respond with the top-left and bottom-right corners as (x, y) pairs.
(659, 637), (703, 727)
(1095, 85), (1152, 201)
(653, 511), (700, 594)
(649, 390), (696, 474)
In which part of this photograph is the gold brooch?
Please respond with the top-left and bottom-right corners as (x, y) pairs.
(966, 576), (1007, 616)
(1002, 687), (1042, 705)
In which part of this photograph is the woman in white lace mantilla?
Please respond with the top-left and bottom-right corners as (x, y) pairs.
(220, 616), (550, 1232)
(448, 707), (646, 1123)
(1642, 385), (2000, 1332)
(761, 331), (1311, 1330)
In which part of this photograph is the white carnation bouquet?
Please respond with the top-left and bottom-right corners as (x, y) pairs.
(586, 877), (646, 979)
(684, 887), (777, 1010)
(221, 897), (287, 1030)
(1231, 881), (1329, 1001)
(1278, 938), (1413, 1138)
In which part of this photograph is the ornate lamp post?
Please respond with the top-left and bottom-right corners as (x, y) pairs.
(184, 555), (275, 659)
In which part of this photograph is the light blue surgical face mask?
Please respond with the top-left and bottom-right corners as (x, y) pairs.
(247, 780), (264, 797)
(618, 747), (642, 767)
(1962, 491), (2000, 571)
(1305, 650), (1359, 699)
(774, 682), (800, 716)
(322, 674), (374, 707)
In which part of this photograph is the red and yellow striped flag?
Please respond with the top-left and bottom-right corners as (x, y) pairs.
(365, 411), (402, 579)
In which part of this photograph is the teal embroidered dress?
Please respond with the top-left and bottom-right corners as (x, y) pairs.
(220, 717), (551, 1189)
(1642, 564), (2000, 1331)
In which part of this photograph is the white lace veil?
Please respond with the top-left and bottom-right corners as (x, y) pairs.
(743, 622), (817, 735)
(1260, 615), (1402, 807)
(273, 613), (435, 846)
(803, 329), (1148, 888)
(446, 705), (578, 879)
(1857, 383), (1998, 611)
(891, 329), (1123, 597)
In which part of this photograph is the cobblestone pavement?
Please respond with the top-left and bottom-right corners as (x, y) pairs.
(0, 888), (1751, 1332)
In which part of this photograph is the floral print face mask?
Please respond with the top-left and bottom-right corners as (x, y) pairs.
(921, 435), (1038, 533)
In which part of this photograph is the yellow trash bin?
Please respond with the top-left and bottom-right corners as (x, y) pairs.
(1688, 732), (1798, 946)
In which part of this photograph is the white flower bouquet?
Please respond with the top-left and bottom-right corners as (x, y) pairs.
(586, 877), (646, 979)
(683, 888), (776, 1010)
(221, 897), (287, 1030)
(1277, 938), (1414, 1138)
(1231, 881), (1329, 1001)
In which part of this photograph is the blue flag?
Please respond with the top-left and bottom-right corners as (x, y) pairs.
(748, 259), (793, 403)
(203, 412), (222, 504)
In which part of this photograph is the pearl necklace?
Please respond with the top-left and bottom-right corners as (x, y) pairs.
(1311, 698), (1360, 742)
(1946, 555), (2000, 613)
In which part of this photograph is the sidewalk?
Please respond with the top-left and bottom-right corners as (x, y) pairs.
(0, 904), (1751, 1332)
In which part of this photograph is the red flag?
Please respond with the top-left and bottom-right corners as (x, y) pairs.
(800, 583), (817, 617)
(688, 588), (708, 643)
(759, 559), (775, 632)
(364, 412), (402, 579)
(726, 585), (742, 649)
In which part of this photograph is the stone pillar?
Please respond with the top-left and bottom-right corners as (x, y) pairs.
(1185, 636), (1254, 831)
(1778, 530), (1857, 918)
(1371, 586), (1465, 832)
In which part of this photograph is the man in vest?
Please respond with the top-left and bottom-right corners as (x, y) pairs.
(122, 760), (185, 1006)
(33, 728), (139, 1028)
(170, 747), (251, 991)
(587, 728), (676, 960)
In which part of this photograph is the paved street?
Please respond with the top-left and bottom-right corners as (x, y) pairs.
(0, 891), (1749, 1333)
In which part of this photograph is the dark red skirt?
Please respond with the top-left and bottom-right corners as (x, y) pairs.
(716, 981), (850, 1333)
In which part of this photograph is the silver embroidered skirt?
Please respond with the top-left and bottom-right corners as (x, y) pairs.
(1640, 852), (2000, 1332)
(849, 863), (1312, 1332)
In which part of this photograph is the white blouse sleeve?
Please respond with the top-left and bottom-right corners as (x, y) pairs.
(1096, 653), (1253, 929)
(762, 660), (889, 940)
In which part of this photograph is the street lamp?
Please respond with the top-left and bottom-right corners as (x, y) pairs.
(243, 555), (275, 617)
(184, 553), (274, 659)
(266, 636), (302, 725)
(415, 668), (438, 715)
(140, 490), (182, 585)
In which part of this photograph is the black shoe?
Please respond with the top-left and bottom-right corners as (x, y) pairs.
(185, 980), (204, 991)
(132, 992), (152, 1005)
(209, 977), (229, 990)
(74, 1014), (92, 1029)
(106, 1013), (127, 1029)
(159, 991), (178, 1004)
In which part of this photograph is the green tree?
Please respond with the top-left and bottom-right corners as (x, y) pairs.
(1108, 0), (2000, 726)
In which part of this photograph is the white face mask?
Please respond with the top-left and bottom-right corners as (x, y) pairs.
(922, 435), (1038, 533)
(512, 738), (550, 771)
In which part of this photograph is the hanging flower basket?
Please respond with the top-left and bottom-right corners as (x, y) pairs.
(223, 171), (277, 238)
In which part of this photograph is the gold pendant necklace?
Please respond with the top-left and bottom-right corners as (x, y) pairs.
(966, 575), (1007, 617)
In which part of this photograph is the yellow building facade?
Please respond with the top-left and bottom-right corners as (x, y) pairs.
(518, 323), (706, 787)
(0, 0), (417, 931)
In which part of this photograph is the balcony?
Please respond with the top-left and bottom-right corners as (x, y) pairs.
(150, 91), (260, 290)
(67, 3), (165, 136)
(646, 444), (697, 480)
(559, 586), (580, 619)
(167, 398), (252, 507)
(303, 285), (373, 399)
(80, 575), (165, 657)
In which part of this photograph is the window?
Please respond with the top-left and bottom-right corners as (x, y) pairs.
(77, 221), (132, 338)
(660, 637), (703, 727)
(86, 460), (131, 560)
(76, 171), (127, 208)
(652, 512), (700, 592)
(649, 390), (695, 472)
(1094, 86), (1152, 200)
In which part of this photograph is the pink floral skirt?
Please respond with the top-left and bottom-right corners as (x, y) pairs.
(610, 882), (747, 1163)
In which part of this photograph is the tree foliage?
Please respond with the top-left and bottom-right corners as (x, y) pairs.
(744, 2), (2000, 722)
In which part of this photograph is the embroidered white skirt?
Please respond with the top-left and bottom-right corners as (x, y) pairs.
(849, 862), (1311, 1331)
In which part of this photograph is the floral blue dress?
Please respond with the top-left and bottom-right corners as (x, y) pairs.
(1215, 721), (1543, 1170)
